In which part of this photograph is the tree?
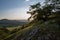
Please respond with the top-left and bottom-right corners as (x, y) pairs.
(45, 0), (60, 26)
(27, 2), (41, 21)
(27, 0), (60, 24)
(27, 2), (54, 21)
(45, 0), (60, 11)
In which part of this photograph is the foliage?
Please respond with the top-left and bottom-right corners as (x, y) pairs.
(27, 2), (56, 22)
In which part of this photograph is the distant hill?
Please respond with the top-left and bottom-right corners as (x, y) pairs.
(0, 19), (29, 28)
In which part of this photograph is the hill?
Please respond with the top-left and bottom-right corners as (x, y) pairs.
(0, 19), (29, 28)
(0, 19), (29, 40)
(3, 20), (60, 40)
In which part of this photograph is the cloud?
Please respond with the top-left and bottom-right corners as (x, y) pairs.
(25, 0), (30, 1)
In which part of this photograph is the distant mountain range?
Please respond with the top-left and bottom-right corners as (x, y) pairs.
(0, 19), (29, 28)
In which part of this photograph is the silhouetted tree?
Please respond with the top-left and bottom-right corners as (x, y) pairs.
(27, 2), (41, 21)
(27, 2), (54, 21)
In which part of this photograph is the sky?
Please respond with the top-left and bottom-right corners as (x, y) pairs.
(0, 0), (45, 20)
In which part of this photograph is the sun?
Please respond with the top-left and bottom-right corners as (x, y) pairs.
(25, 0), (30, 1)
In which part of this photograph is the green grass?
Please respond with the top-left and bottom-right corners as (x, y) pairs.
(1, 20), (60, 40)
(4, 22), (35, 40)
(0, 29), (10, 40)
(6, 26), (22, 31)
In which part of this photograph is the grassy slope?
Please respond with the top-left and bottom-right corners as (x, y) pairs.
(0, 29), (10, 40)
(4, 22), (35, 40)
(6, 26), (22, 31)
(3, 20), (60, 40)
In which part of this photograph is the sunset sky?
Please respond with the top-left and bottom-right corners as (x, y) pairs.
(0, 0), (45, 20)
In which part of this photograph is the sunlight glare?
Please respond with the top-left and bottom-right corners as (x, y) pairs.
(25, 0), (30, 1)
